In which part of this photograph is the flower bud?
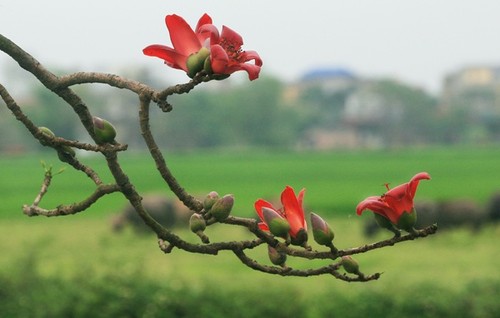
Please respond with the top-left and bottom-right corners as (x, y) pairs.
(262, 207), (290, 238)
(310, 212), (334, 247)
(39, 126), (55, 138)
(396, 208), (418, 234)
(39, 127), (75, 158)
(189, 213), (206, 233)
(189, 213), (209, 243)
(268, 245), (287, 267)
(186, 47), (210, 78)
(93, 116), (116, 144)
(203, 191), (219, 211)
(210, 194), (234, 221)
(341, 256), (360, 275)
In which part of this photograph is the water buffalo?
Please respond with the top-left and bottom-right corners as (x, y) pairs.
(111, 194), (193, 234)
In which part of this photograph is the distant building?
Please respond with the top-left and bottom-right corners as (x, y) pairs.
(282, 67), (357, 103)
(440, 65), (500, 115)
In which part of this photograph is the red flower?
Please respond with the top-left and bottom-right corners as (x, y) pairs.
(143, 14), (262, 81)
(143, 14), (216, 73)
(254, 186), (307, 243)
(209, 26), (263, 80)
(356, 172), (431, 224)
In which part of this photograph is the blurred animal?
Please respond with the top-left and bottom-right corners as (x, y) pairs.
(363, 199), (486, 237)
(111, 194), (193, 234)
(486, 191), (500, 222)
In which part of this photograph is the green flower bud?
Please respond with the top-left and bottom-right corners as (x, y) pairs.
(189, 213), (209, 243)
(210, 194), (234, 221)
(186, 47), (210, 78)
(203, 191), (220, 211)
(189, 213), (206, 233)
(93, 116), (116, 144)
(39, 127), (75, 158)
(268, 245), (287, 267)
(39, 126), (55, 138)
(310, 212), (335, 247)
(374, 213), (401, 237)
(341, 256), (360, 275)
(262, 207), (290, 238)
(397, 208), (418, 234)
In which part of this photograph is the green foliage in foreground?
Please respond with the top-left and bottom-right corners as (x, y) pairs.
(1, 266), (498, 318)
(1, 218), (499, 318)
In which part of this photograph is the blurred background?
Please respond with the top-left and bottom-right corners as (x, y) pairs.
(1, 1), (499, 317)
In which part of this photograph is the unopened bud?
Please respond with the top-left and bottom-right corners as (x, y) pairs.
(396, 208), (418, 234)
(39, 127), (75, 158)
(341, 256), (360, 275)
(310, 212), (335, 247)
(39, 126), (55, 138)
(210, 194), (234, 221)
(203, 191), (219, 211)
(189, 213), (206, 232)
(262, 207), (290, 238)
(186, 47), (210, 78)
(189, 213), (209, 243)
(268, 245), (287, 267)
(93, 116), (116, 144)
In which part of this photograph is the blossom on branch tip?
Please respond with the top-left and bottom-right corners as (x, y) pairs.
(254, 186), (307, 245)
(208, 26), (262, 80)
(143, 14), (215, 76)
(356, 172), (431, 229)
(143, 13), (262, 80)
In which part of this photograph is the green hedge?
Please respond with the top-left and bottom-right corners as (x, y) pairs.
(1, 268), (498, 318)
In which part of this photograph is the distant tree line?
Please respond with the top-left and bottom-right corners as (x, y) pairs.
(2, 67), (499, 153)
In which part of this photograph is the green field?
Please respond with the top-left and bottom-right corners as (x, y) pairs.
(2, 145), (499, 219)
(1, 146), (499, 317)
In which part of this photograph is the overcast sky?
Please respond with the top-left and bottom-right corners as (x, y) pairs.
(1, 0), (500, 93)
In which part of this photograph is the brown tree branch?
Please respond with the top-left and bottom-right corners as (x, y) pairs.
(1, 32), (439, 281)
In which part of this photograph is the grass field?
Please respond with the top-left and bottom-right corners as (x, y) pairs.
(1, 145), (499, 219)
(1, 146), (499, 317)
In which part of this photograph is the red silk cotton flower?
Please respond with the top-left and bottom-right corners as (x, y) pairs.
(143, 13), (262, 80)
(208, 26), (263, 80)
(143, 14), (215, 73)
(356, 172), (431, 225)
(255, 186), (307, 245)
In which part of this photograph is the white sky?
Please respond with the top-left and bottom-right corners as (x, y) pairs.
(1, 0), (500, 93)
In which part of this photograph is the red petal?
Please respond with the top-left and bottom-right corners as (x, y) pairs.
(221, 25), (243, 48)
(254, 199), (276, 221)
(234, 63), (262, 81)
(142, 45), (186, 70)
(281, 186), (306, 233)
(241, 50), (263, 66)
(195, 13), (213, 31)
(166, 14), (202, 56)
(258, 222), (269, 232)
(407, 172), (431, 198)
(209, 44), (230, 73)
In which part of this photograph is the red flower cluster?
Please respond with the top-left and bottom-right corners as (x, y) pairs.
(143, 14), (262, 80)
(356, 172), (431, 225)
(254, 186), (308, 245)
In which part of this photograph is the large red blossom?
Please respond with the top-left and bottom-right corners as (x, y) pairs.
(356, 172), (431, 224)
(254, 186), (307, 239)
(143, 14), (216, 72)
(209, 26), (263, 80)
